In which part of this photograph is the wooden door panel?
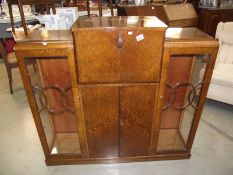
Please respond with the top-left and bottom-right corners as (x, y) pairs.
(81, 86), (119, 158)
(119, 85), (158, 157)
(120, 30), (164, 83)
(74, 31), (120, 83)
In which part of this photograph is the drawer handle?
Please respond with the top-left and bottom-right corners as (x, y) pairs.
(118, 33), (123, 49)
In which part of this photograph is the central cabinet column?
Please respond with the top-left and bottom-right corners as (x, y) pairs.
(72, 17), (167, 158)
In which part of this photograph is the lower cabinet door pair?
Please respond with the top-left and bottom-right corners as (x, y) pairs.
(80, 84), (158, 158)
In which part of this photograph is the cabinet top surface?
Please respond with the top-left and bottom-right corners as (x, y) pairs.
(165, 27), (213, 41)
(13, 30), (73, 43)
(165, 27), (218, 47)
(165, 27), (217, 42)
(14, 25), (218, 48)
(71, 16), (167, 31)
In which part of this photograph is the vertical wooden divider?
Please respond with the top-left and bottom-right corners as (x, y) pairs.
(66, 48), (90, 158)
(149, 47), (170, 154)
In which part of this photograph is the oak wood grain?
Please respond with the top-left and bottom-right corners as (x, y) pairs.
(119, 85), (158, 157)
(74, 31), (120, 83)
(81, 86), (119, 158)
(120, 30), (164, 83)
(74, 28), (165, 84)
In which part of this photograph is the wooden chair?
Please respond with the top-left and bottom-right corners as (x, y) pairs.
(65, 0), (114, 17)
(0, 39), (18, 94)
(0, 39), (37, 94)
(6, 0), (56, 36)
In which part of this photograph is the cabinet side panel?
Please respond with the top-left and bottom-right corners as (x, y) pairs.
(120, 85), (157, 157)
(81, 86), (119, 158)
(74, 31), (120, 83)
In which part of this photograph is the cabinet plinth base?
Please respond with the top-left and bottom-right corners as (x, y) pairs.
(45, 153), (191, 165)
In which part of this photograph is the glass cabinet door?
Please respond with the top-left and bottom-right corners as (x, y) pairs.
(157, 54), (210, 152)
(25, 57), (81, 156)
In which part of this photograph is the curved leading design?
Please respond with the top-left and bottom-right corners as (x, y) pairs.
(32, 84), (75, 114)
(163, 81), (204, 111)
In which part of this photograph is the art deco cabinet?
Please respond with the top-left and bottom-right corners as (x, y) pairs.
(15, 16), (218, 165)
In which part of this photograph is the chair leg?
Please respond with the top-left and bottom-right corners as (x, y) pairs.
(18, 1), (28, 36)
(6, 67), (13, 94)
(109, 0), (113, 16)
(98, 0), (102, 17)
(39, 5), (44, 14)
(52, 3), (56, 14)
(7, 3), (15, 33)
(45, 5), (49, 14)
(86, 0), (90, 17)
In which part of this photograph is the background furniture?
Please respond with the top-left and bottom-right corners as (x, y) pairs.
(64, 0), (114, 17)
(15, 17), (218, 165)
(161, 3), (198, 27)
(117, 3), (198, 27)
(6, 0), (56, 35)
(205, 22), (233, 105)
(196, 8), (233, 37)
(0, 12), (37, 39)
(0, 38), (36, 94)
(0, 39), (17, 94)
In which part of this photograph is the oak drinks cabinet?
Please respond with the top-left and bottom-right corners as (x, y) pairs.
(15, 17), (218, 165)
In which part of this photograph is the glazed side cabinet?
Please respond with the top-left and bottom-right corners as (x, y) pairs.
(15, 17), (218, 165)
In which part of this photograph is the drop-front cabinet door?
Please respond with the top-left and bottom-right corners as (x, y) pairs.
(74, 29), (164, 158)
(74, 30), (120, 84)
(119, 30), (164, 83)
(74, 29), (164, 83)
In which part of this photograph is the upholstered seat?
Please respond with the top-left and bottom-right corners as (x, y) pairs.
(211, 63), (233, 87)
(0, 40), (18, 94)
(7, 52), (17, 64)
(206, 22), (233, 105)
(0, 40), (36, 94)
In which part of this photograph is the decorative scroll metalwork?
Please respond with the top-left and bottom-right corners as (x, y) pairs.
(32, 84), (75, 114)
(163, 82), (204, 111)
